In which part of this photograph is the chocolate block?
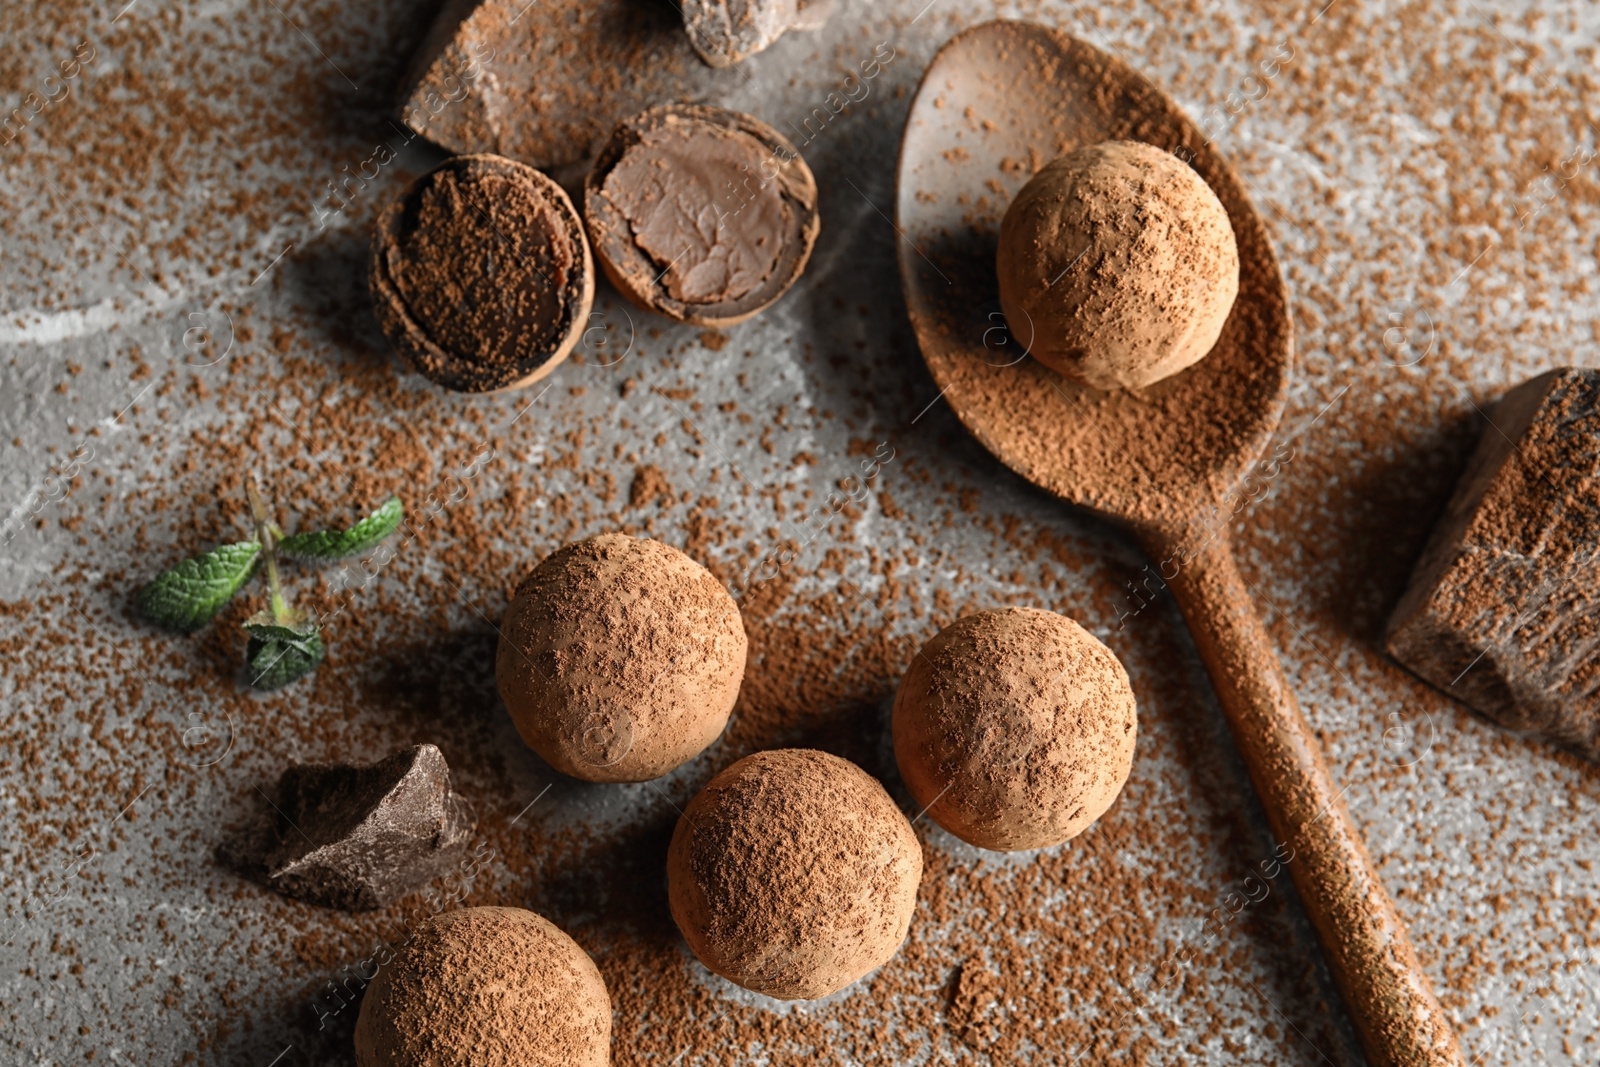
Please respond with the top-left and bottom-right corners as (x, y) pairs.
(399, 0), (743, 172)
(219, 744), (473, 910)
(1387, 368), (1600, 760)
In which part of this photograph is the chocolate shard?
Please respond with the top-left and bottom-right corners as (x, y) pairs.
(682, 0), (832, 68)
(219, 744), (473, 911)
(1387, 368), (1600, 760)
(398, 0), (744, 173)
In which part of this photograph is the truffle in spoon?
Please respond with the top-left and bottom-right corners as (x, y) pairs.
(896, 20), (1463, 1066)
(370, 154), (593, 393)
(997, 139), (1239, 390)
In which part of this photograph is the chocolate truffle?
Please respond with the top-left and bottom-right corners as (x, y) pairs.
(370, 154), (593, 393)
(496, 533), (747, 783)
(667, 749), (922, 1000)
(584, 105), (819, 326)
(354, 906), (610, 1067)
(892, 607), (1137, 851)
(996, 140), (1239, 391)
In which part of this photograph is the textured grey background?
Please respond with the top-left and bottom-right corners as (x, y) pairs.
(3, 0), (1599, 1064)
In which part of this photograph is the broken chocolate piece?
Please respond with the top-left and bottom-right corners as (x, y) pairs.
(584, 104), (819, 327)
(1387, 368), (1600, 760)
(682, 0), (833, 68)
(399, 0), (743, 172)
(219, 744), (473, 911)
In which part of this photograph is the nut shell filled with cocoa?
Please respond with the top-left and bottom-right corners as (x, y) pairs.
(893, 607), (1137, 851)
(667, 748), (922, 1000)
(584, 104), (819, 326)
(354, 906), (611, 1067)
(997, 140), (1239, 391)
(496, 533), (747, 783)
(370, 153), (594, 393)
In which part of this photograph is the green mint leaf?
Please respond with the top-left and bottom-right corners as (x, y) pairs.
(245, 622), (325, 690)
(135, 542), (261, 632)
(278, 496), (404, 562)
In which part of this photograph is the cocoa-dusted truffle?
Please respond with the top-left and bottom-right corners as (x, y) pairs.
(667, 749), (921, 1000)
(354, 906), (610, 1067)
(370, 153), (593, 393)
(496, 533), (747, 782)
(997, 140), (1239, 391)
(584, 105), (818, 326)
(892, 607), (1137, 851)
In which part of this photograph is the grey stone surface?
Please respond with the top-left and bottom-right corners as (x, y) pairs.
(3, 0), (1600, 1065)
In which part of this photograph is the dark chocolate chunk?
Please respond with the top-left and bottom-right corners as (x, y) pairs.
(219, 744), (474, 911)
(399, 0), (742, 173)
(1387, 368), (1600, 760)
(681, 0), (833, 68)
(584, 105), (819, 327)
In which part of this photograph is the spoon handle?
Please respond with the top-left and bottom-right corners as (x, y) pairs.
(1148, 531), (1464, 1067)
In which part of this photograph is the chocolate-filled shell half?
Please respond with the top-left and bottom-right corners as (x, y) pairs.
(584, 104), (819, 327)
(370, 154), (594, 393)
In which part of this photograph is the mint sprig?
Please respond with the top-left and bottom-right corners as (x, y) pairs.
(136, 542), (262, 631)
(242, 477), (323, 690)
(279, 496), (404, 561)
(133, 477), (402, 691)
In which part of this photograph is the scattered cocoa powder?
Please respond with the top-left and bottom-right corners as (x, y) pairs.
(5, 0), (1600, 1063)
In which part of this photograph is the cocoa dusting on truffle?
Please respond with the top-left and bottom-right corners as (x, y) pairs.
(354, 906), (611, 1067)
(667, 749), (922, 1000)
(898, 22), (1291, 540)
(496, 533), (747, 782)
(893, 607), (1138, 851)
(997, 140), (1240, 391)
(10, 0), (1600, 1060)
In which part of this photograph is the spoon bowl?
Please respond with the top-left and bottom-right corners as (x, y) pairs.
(896, 19), (1290, 535)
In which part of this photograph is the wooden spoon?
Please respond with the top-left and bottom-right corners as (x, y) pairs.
(895, 20), (1464, 1067)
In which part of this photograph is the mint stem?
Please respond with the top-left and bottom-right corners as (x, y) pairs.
(245, 475), (292, 625)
